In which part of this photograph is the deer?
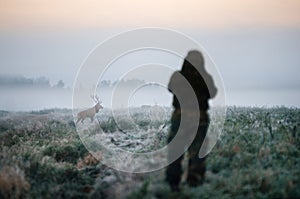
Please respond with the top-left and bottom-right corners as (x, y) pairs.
(76, 95), (103, 124)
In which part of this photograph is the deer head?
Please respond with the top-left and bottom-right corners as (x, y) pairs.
(91, 95), (103, 113)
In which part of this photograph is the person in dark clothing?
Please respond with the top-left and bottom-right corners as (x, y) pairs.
(165, 50), (217, 191)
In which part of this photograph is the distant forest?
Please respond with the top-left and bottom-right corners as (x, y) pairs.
(0, 75), (147, 89)
(0, 75), (65, 89)
(98, 79), (146, 88)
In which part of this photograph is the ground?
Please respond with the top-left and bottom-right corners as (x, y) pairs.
(0, 106), (299, 199)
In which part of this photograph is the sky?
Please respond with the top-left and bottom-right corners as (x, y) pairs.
(1, 0), (300, 29)
(0, 0), (300, 108)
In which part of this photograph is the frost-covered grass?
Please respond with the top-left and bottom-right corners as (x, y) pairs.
(0, 106), (299, 198)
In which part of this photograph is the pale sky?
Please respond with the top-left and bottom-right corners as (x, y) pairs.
(0, 0), (300, 108)
(1, 0), (300, 29)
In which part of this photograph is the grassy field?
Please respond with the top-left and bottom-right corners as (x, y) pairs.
(0, 107), (299, 199)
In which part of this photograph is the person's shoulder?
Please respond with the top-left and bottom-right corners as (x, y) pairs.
(170, 71), (181, 80)
(168, 71), (181, 91)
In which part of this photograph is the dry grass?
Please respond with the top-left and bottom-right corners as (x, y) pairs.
(77, 153), (101, 169)
(0, 107), (299, 198)
(0, 165), (30, 199)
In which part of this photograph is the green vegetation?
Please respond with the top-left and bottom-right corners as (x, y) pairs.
(0, 107), (299, 198)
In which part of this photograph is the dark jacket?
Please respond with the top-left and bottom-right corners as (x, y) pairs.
(168, 58), (217, 112)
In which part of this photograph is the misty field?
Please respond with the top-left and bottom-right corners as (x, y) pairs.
(0, 107), (299, 199)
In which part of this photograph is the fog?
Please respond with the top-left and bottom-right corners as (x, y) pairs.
(1, 28), (299, 90)
(0, 27), (300, 110)
(0, 86), (299, 112)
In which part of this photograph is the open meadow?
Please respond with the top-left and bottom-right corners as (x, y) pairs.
(0, 106), (299, 199)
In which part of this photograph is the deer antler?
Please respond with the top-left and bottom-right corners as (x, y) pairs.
(90, 95), (96, 103)
(95, 95), (99, 102)
(91, 94), (101, 104)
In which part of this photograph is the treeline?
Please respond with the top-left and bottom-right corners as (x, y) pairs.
(0, 75), (147, 89)
(0, 75), (65, 89)
(98, 79), (146, 88)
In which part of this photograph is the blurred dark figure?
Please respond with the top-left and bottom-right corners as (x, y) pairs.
(165, 50), (217, 191)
